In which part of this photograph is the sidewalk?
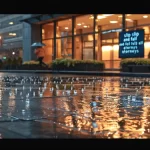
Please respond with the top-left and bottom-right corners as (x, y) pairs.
(1, 69), (150, 77)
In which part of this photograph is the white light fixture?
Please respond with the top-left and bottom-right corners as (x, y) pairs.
(0, 36), (1, 39)
(103, 14), (113, 16)
(126, 18), (133, 22)
(97, 15), (106, 19)
(77, 23), (81, 26)
(110, 21), (118, 23)
(89, 15), (94, 19)
(9, 33), (16, 36)
(9, 22), (13, 25)
(65, 27), (68, 29)
(83, 25), (88, 28)
(143, 15), (148, 18)
(12, 52), (15, 55)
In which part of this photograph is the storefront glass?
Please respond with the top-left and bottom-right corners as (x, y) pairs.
(56, 37), (72, 58)
(75, 15), (94, 35)
(40, 14), (150, 69)
(56, 19), (72, 37)
(74, 36), (82, 60)
(42, 23), (54, 39)
(42, 39), (54, 63)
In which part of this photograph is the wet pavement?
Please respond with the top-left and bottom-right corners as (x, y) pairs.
(0, 73), (150, 139)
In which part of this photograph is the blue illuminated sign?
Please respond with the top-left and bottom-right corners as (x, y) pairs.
(119, 29), (144, 58)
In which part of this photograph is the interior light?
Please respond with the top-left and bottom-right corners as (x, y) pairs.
(118, 15), (122, 17)
(83, 25), (88, 28)
(143, 15), (148, 18)
(12, 52), (15, 55)
(65, 27), (69, 29)
(9, 22), (13, 25)
(110, 21), (118, 23)
(126, 19), (133, 22)
(103, 14), (113, 16)
(89, 15), (94, 19)
(97, 15), (106, 19)
(77, 23), (81, 26)
(127, 14), (131, 16)
(9, 33), (16, 36)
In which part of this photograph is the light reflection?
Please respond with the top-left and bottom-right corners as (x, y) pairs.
(0, 75), (150, 138)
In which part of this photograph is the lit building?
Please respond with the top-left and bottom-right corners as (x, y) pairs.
(0, 14), (33, 59)
(21, 14), (150, 69)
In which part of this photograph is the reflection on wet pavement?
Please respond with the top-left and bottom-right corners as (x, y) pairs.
(0, 73), (150, 138)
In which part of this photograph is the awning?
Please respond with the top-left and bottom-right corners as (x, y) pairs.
(20, 14), (80, 24)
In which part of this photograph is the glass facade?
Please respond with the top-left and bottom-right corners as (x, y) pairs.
(41, 14), (150, 69)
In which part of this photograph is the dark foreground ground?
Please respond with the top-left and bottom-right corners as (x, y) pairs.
(0, 72), (150, 139)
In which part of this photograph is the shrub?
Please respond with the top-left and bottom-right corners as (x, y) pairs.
(52, 58), (104, 70)
(23, 60), (39, 65)
(120, 58), (150, 67)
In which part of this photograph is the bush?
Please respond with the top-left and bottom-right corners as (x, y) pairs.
(120, 58), (150, 67)
(23, 60), (39, 65)
(52, 58), (105, 71)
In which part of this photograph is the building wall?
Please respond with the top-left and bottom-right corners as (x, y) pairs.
(0, 14), (32, 59)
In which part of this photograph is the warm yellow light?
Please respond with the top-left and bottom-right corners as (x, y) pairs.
(127, 14), (131, 16)
(42, 29), (44, 34)
(143, 15), (148, 18)
(65, 27), (69, 29)
(102, 46), (112, 51)
(97, 15), (106, 19)
(9, 22), (13, 25)
(77, 23), (81, 26)
(110, 21), (118, 23)
(118, 15), (122, 17)
(126, 18), (133, 22)
(113, 45), (119, 51)
(83, 25), (88, 28)
(89, 15), (94, 19)
(103, 14), (113, 16)
(145, 42), (150, 48)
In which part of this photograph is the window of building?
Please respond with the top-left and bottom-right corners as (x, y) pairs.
(74, 36), (82, 60)
(56, 19), (72, 37)
(96, 14), (122, 31)
(42, 39), (54, 62)
(56, 37), (72, 58)
(126, 14), (150, 27)
(2, 29), (22, 40)
(42, 23), (54, 39)
(75, 15), (94, 35)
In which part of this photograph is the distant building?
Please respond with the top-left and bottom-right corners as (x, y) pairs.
(0, 14), (32, 59)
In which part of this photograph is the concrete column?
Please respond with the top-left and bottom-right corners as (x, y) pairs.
(22, 22), (41, 62)
(22, 22), (32, 62)
(31, 24), (41, 60)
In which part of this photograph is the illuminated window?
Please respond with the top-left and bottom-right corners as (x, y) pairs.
(75, 15), (94, 34)
(56, 37), (72, 58)
(126, 14), (150, 27)
(96, 14), (122, 31)
(56, 19), (72, 37)
(42, 23), (54, 39)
